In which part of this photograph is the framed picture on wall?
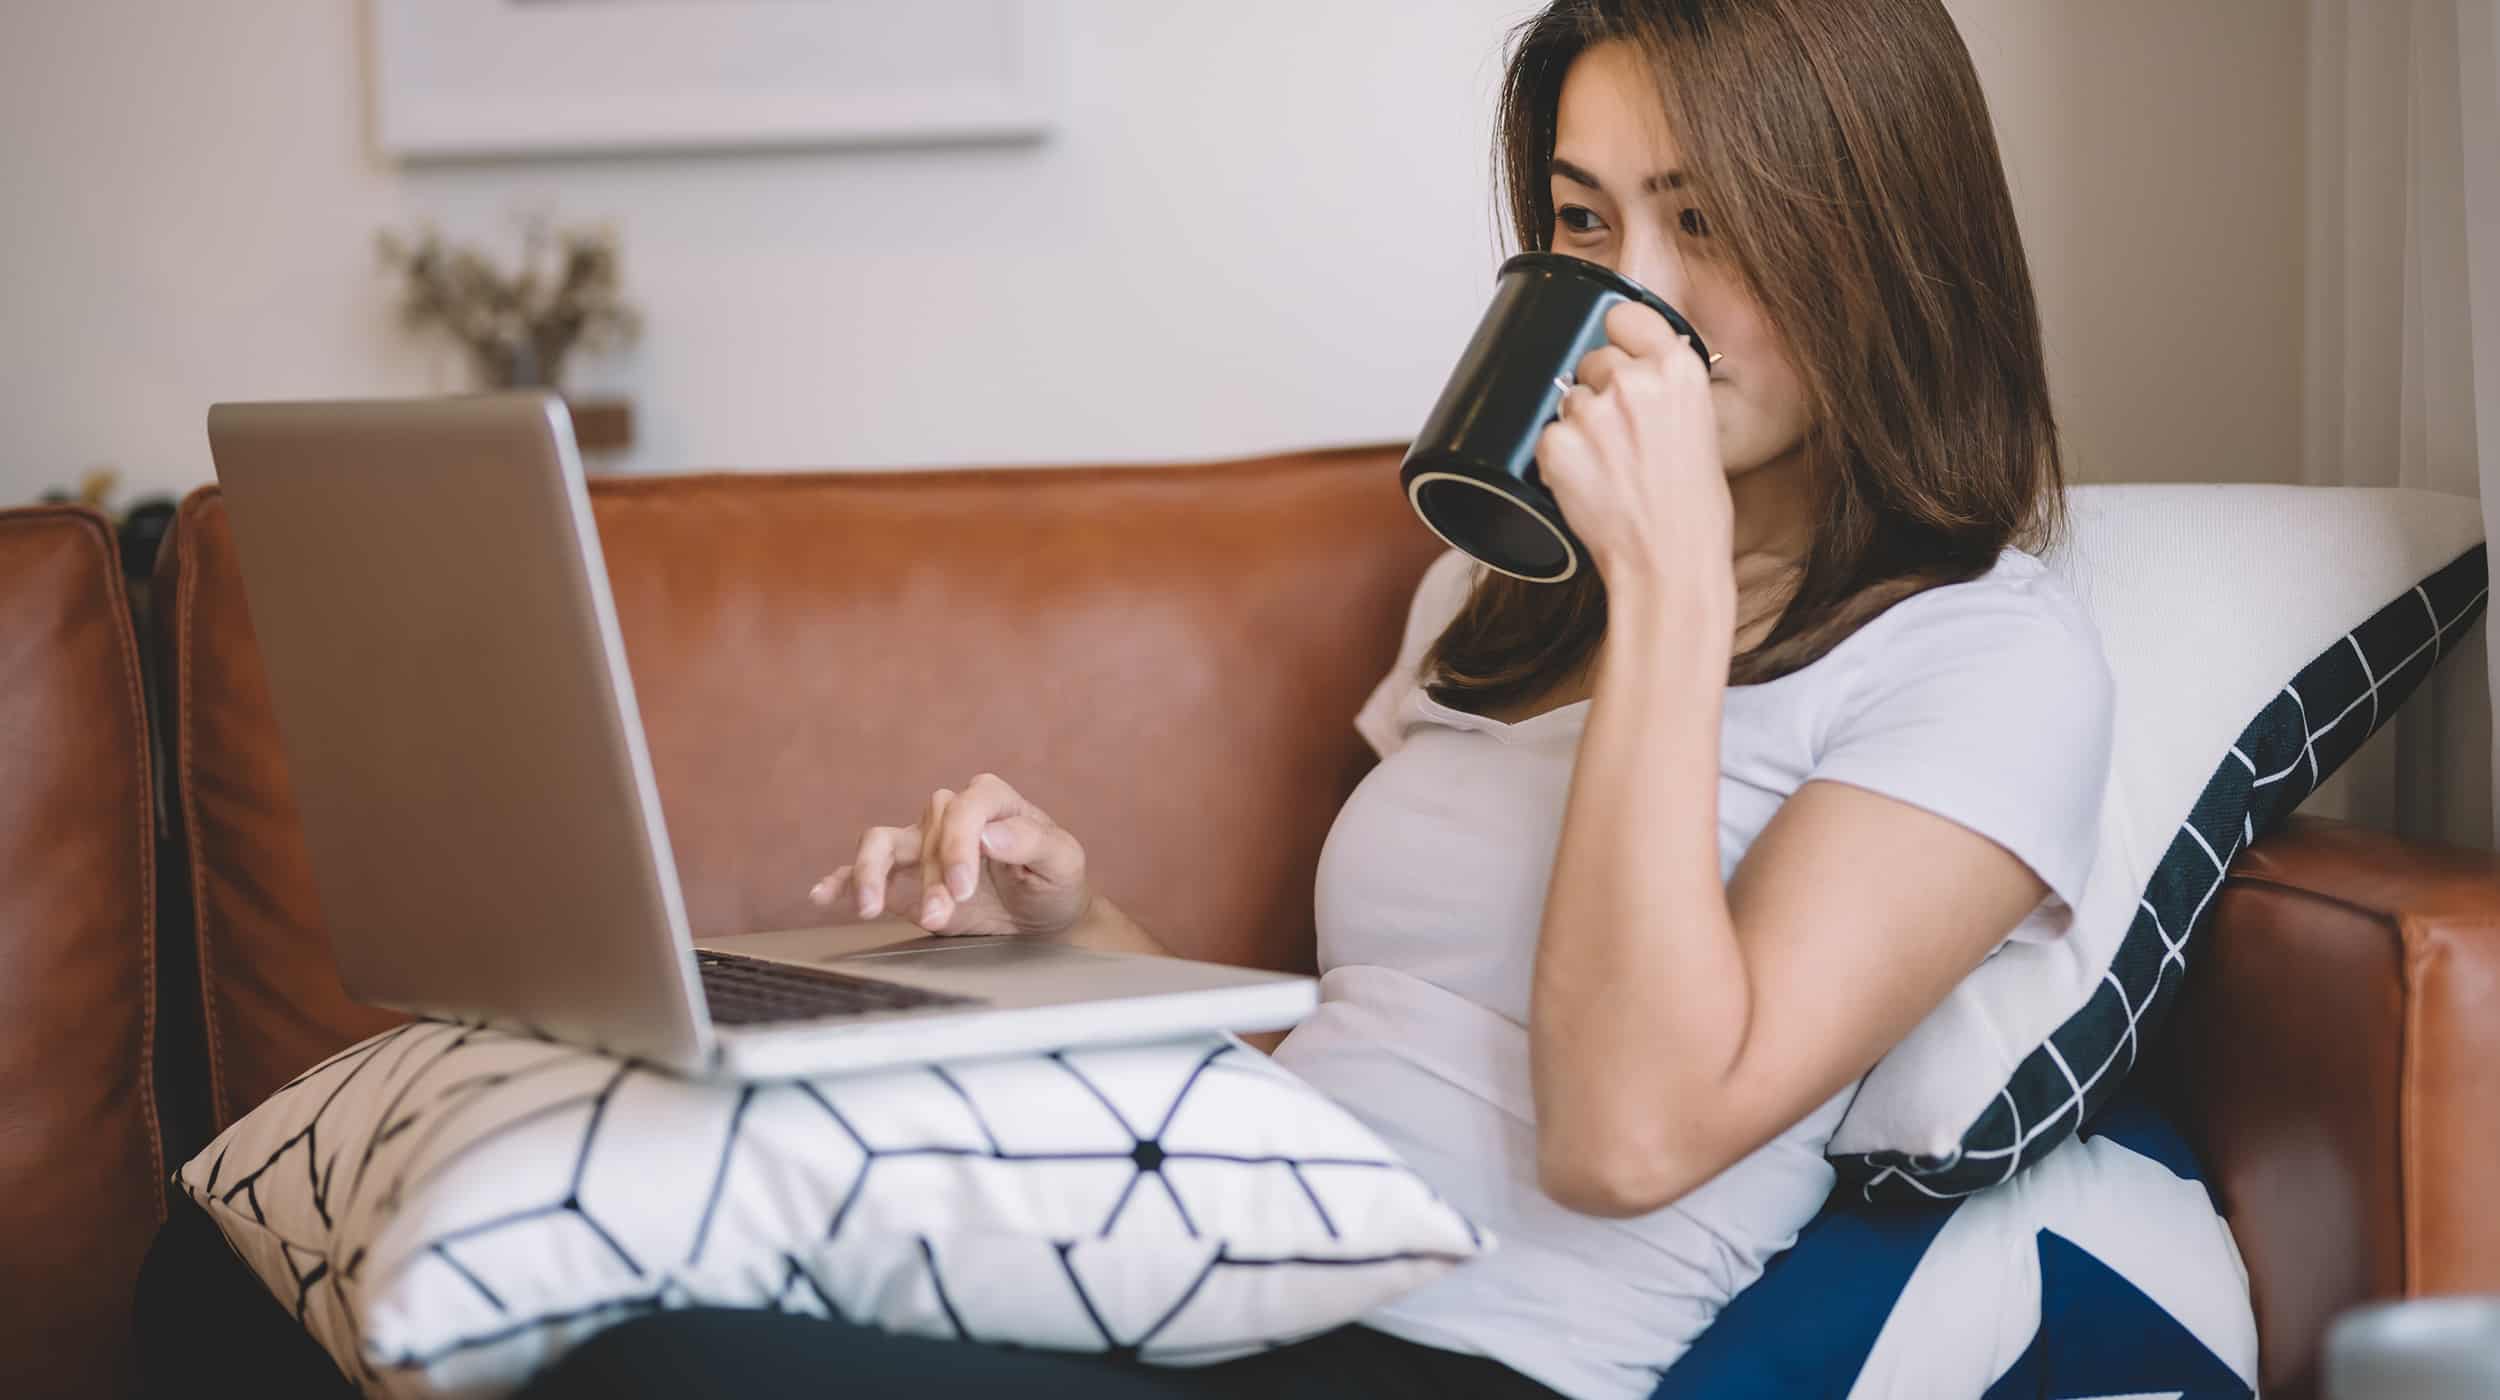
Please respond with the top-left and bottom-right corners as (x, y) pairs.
(370, 0), (1060, 160)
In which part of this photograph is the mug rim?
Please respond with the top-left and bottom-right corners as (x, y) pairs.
(1404, 469), (1581, 584)
(1498, 251), (1713, 365)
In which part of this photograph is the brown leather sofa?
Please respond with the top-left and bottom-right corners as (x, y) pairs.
(4, 447), (2494, 1397)
(0, 506), (165, 1400)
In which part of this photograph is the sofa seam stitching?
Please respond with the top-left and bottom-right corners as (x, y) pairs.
(107, 514), (167, 1214)
(66, 507), (169, 1214)
(178, 497), (232, 1130)
(2398, 915), (2425, 1296)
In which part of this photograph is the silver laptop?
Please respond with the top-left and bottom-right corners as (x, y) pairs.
(204, 393), (1315, 1080)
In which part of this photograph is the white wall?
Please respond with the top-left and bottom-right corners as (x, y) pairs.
(1954, 0), (2308, 491)
(2, 0), (2307, 507)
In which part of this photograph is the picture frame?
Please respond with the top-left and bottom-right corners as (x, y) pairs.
(370, 0), (1060, 160)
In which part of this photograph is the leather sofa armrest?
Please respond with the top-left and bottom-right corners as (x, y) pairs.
(2167, 813), (2500, 1400)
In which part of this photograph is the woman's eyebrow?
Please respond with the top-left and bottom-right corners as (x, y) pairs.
(1551, 155), (1686, 194)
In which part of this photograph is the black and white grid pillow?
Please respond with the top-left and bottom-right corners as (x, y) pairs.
(1833, 533), (2487, 1199)
(1827, 487), (2488, 1201)
(178, 1024), (1486, 1400)
(1359, 486), (2489, 1205)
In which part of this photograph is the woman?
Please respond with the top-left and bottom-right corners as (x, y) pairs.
(535, 0), (2113, 1395)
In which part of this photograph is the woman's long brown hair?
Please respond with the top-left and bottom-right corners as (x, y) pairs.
(1419, 0), (2067, 711)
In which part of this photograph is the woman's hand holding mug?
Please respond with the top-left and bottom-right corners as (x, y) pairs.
(809, 772), (1093, 937)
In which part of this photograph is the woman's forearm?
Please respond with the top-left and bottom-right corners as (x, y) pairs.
(1530, 580), (1747, 1215)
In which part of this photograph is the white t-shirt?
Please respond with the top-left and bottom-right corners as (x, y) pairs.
(1271, 545), (2115, 1400)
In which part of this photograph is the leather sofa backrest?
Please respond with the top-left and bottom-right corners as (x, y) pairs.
(156, 445), (1439, 1128)
(0, 505), (163, 1400)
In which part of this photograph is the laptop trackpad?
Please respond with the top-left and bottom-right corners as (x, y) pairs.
(825, 934), (1087, 970)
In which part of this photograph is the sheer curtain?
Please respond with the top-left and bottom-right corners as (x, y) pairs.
(2299, 0), (2500, 851)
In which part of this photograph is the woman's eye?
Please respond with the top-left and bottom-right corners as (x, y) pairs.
(1557, 204), (1605, 235)
(1679, 207), (1712, 238)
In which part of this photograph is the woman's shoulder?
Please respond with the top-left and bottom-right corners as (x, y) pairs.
(1844, 546), (2113, 708)
(1877, 547), (2098, 647)
(1806, 549), (2118, 921)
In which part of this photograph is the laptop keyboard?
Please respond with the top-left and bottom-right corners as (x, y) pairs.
(694, 949), (982, 1026)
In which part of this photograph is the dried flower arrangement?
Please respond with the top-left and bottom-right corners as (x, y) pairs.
(377, 216), (643, 390)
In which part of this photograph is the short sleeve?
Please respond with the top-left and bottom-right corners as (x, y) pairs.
(1354, 549), (1483, 760)
(1804, 580), (2115, 915)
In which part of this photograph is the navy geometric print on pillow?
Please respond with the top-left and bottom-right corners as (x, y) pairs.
(1982, 1230), (2251, 1400)
(1655, 1087), (2257, 1398)
(1834, 543), (2487, 1202)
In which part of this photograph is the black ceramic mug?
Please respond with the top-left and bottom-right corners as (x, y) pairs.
(1400, 251), (1715, 583)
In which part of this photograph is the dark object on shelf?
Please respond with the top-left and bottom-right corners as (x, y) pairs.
(566, 397), (633, 455)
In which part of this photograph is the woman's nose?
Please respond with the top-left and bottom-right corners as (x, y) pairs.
(1618, 238), (1690, 308)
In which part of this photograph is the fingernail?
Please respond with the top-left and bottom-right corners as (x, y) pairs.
(810, 880), (832, 904)
(922, 893), (946, 925)
(859, 889), (876, 918)
(947, 863), (974, 900)
(980, 826), (1007, 856)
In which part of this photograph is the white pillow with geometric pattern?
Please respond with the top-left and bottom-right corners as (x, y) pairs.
(176, 1022), (1487, 1400)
